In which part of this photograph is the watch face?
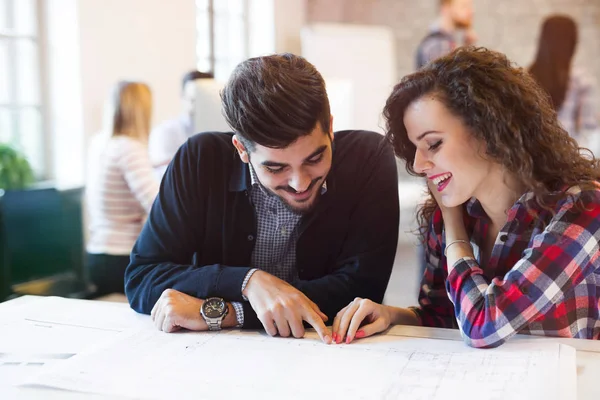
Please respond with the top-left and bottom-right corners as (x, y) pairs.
(203, 298), (226, 319)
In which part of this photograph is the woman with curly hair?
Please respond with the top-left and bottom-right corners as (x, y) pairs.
(332, 47), (600, 348)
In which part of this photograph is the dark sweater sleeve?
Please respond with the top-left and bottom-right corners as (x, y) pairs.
(291, 139), (400, 322)
(125, 138), (251, 314)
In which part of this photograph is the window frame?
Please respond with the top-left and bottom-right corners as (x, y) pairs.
(196, 0), (250, 80)
(0, 0), (48, 178)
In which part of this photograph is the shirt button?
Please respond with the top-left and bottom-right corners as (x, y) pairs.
(500, 234), (508, 242)
(247, 235), (254, 241)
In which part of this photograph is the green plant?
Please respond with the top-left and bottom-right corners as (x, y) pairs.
(0, 143), (34, 190)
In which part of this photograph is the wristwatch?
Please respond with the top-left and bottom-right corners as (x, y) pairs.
(201, 297), (229, 331)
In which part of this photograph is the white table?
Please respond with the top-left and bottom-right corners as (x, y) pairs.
(2, 296), (599, 399)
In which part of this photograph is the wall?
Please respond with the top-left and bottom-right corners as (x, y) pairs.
(45, 0), (196, 187)
(306, 0), (600, 91)
(77, 0), (197, 139)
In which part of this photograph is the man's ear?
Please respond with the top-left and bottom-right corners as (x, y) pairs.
(329, 115), (334, 142)
(232, 135), (250, 163)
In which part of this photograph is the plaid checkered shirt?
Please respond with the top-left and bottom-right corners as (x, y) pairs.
(412, 185), (600, 348)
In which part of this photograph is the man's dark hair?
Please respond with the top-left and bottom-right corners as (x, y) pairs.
(220, 53), (331, 151)
(181, 70), (213, 92)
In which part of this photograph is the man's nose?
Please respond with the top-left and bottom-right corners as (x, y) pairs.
(288, 173), (311, 192)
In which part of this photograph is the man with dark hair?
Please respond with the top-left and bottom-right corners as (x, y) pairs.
(415, 0), (476, 69)
(149, 70), (213, 177)
(125, 53), (399, 344)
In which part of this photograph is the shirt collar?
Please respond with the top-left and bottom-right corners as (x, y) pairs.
(228, 154), (252, 192)
(464, 191), (539, 220)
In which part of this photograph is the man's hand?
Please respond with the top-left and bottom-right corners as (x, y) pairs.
(243, 271), (332, 344)
(150, 289), (236, 333)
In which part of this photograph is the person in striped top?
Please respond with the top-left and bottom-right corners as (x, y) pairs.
(332, 47), (600, 348)
(86, 81), (159, 296)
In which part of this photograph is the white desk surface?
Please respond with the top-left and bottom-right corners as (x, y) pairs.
(2, 295), (599, 399)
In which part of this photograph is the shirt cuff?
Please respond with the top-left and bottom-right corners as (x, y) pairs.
(241, 268), (259, 301)
(445, 257), (485, 302)
(231, 301), (244, 328)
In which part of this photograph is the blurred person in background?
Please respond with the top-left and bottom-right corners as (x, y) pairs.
(529, 15), (599, 154)
(149, 70), (213, 178)
(86, 81), (159, 297)
(415, 0), (477, 69)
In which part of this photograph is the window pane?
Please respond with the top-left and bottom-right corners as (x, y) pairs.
(16, 106), (43, 173)
(197, 58), (211, 73)
(228, 16), (245, 62)
(0, 0), (8, 32)
(213, 0), (228, 13)
(213, 14), (229, 59)
(195, 0), (209, 12)
(14, 0), (36, 36)
(214, 59), (239, 81)
(196, 11), (211, 60)
(15, 38), (40, 105)
(0, 39), (9, 103)
(0, 107), (13, 143)
(227, 0), (245, 16)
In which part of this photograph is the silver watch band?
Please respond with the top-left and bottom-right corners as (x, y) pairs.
(207, 319), (222, 331)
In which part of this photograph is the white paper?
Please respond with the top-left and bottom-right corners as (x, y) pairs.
(0, 296), (149, 390)
(27, 329), (577, 400)
(19, 296), (150, 331)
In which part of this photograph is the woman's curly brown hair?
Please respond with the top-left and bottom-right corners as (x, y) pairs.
(384, 46), (600, 238)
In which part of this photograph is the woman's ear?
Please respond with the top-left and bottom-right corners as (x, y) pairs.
(232, 135), (250, 163)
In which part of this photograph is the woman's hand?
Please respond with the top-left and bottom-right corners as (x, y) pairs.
(331, 298), (392, 344)
(427, 179), (463, 223)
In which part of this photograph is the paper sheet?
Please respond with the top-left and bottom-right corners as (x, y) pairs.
(26, 329), (577, 400)
(19, 296), (150, 331)
(0, 296), (148, 389)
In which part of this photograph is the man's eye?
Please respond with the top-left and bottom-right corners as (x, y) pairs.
(265, 166), (284, 174)
(307, 154), (324, 164)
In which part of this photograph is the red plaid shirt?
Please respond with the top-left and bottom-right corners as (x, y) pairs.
(412, 185), (600, 348)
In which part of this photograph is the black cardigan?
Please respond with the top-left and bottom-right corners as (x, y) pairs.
(125, 130), (400, 329)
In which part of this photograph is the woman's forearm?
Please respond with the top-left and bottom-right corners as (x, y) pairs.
(442, 211), (473, 263)
(386, 306), (422, 326)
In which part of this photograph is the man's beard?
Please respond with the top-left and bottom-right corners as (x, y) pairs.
(268, 176), (324, 215)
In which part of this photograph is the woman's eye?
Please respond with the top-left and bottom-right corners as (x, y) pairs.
(428, 140), (442, 151)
